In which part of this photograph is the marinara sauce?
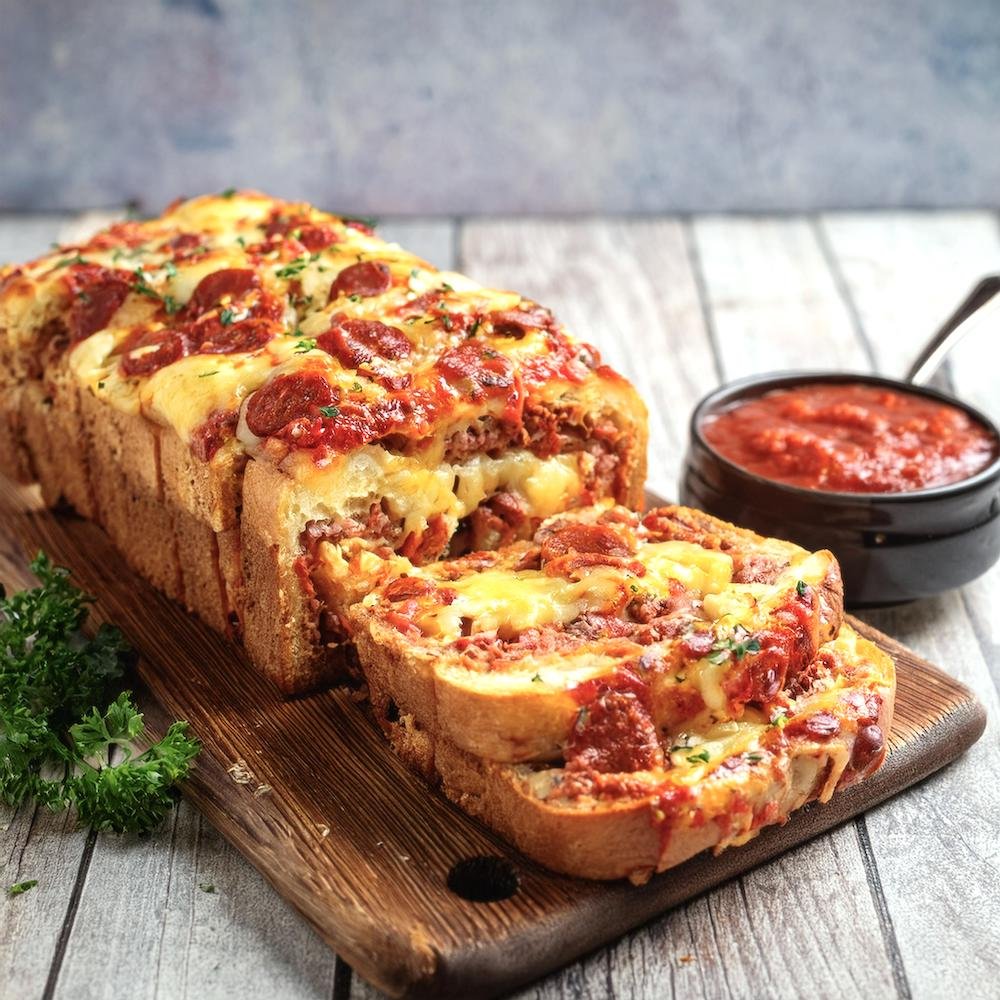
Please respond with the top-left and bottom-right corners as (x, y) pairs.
(701, 382), (998, 493)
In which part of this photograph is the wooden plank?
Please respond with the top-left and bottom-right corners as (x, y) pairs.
(817, 211), (1000, 385)
(0, 476), (984, 998)
(818, 211), (1000, 998)
(459, 218), (720, 499)
(690, 216), (872, 376)
(0, 792), (92, 999)
(52, 802), (340, 1000)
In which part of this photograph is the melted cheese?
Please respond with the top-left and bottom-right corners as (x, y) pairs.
(412, 540), (734, 641)
(295, 446), (585, 539)
(416, 565), (627, 639)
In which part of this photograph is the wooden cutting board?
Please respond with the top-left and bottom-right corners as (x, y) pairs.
(0, 479), (986, 999)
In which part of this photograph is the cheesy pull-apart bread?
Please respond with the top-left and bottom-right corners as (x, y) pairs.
(0, 192), (647, 691)
(350, 505), (894, 882)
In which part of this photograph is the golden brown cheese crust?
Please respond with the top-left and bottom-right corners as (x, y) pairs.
(0, 192), (648, 691)
(1, 192), (644, 488)
(349, 503), (844, 763)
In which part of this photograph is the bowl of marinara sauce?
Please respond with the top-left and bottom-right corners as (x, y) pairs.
(680, 372), (1000, 605)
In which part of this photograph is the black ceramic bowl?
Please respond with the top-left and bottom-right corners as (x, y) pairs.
(679, 371), (1000, 606)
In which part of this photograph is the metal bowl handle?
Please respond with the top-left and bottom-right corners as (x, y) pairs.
(907, 275), (1000, 385)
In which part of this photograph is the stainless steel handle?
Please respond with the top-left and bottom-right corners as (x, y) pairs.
(906, 275), (1000, 385)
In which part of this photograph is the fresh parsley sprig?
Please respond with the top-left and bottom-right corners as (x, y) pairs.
(0, 553), (200, 833)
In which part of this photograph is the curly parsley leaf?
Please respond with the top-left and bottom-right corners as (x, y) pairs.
(0, 554), (199, 830)
(69, 717), (200, 834)
(276, 257), (310, 279)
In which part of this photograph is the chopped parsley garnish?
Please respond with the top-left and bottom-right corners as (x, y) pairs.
(531, 673), (543, 684)
(746, 752), (764, 762)
(54, 253), (88, 269)
(796, 579), (808, 598)
(221, 187), (237, 199)
(97, 381), (106, 390)
(352, 381), (363, 392)
(219, 308), (236, 326)
(6, 880), (37, 897)
(686, 749), (711, 765)
(771, 713), (789, 729)
(131, 267), (161, 301)
(0, 553), (200, 833)
(198, 370), (219, 378)
(163, 260), (178, 279)
(467, 318), (482, 339)
(410, 267), (420, 278)
(318, 405), (340, 418)
(236, 235), (246, 248)
(348, 294), (362, 304)
(440, 282), (454, 293)
(275, 257), (310, 279)
(441, 314), (453, 331)
(163, 294), (182, 316)
(707, 627), (761, 665)
(293, 338), (316, 354)
(198, 882), (216, 893)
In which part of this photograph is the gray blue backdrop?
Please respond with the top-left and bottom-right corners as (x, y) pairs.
(2, 0), (998, 213)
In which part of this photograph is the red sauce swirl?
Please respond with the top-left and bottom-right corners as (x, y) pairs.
(702, 382), (997, 493)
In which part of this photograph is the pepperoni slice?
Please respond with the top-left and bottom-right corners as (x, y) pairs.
(120, 328), (189, 376)
(65, 265), (132, 341)
(84, 221), (147, 251)
(191, 408), (239, 462)
(297, 224), (336, 252)
(540, 523), (633, 563)
(264, 214), (337, 252)
(565, 678), (661, 773)
(488, 305), (554, 338)
(197, 317), (278, 355)
(317, 317), (411, 368)
(187, 268), (260, 316)
(850, 723), (885, 774)
(328, 261), (392, 302)
(435, 342), (515, 396)
(785, 711), (842, 741)
(168, 233), (203, 252)
(244, 371), (337, 438)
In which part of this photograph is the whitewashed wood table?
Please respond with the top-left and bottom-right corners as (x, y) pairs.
(2, 210), (998, 1000)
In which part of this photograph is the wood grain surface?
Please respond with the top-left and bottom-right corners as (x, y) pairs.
(0, 475), (985, 999)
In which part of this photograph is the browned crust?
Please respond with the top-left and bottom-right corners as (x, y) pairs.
(159, 429), (243, 533)
(240, 459), (343, 693)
